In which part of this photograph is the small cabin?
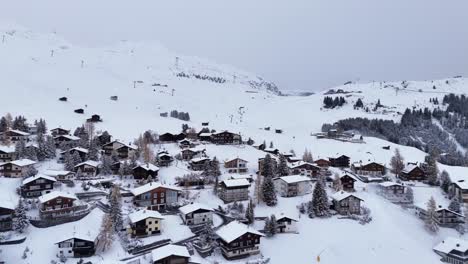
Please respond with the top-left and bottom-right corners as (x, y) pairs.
(74, 109), (84, 114)
(59, 97), (67, 102)
(86, 114), (102, 123)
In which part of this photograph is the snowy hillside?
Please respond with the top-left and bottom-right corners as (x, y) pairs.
(2, 24), (468, 264)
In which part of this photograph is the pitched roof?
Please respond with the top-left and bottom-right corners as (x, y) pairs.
(275, 175), (311, 184)
(134, 163), (160, 172)
(216, 221), (264, 243)
(8, 129), (30, 136)
(190, 157), (210, 163)
(22, 174), (57, 185)
(434, 237), (468, 255)
(379, 181), (403, 188)
(75, 160), (100, 168)
(43, 170), (74, 177)
(288, 161), (319, 169)
(7, 159), (36, 167)
(221, 179), (250, 188)
(179, 203), (213, 215)
(402, 164), (420, 174)
(275, 214), (298, 222)
(38, 191), (77, 203)
(56, 232), (98, 244)
(452, 180), (468, 190)
(331, 191), (363, 201)
(54, 134), (80, 141)
(128, 210), (164, 223)
(131, 183), (182, 196)
(151, 244), (190, 262)
(225, 157), (248, 163)
(0, 145), (15, 153)
(230, 175), (253, 180)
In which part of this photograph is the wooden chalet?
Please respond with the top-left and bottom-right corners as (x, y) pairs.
(288, 161), (320, 178)
(218, 179), (250, 203)
(0, 159), (37, 177)
(224, 158), (248, 174)
(56, 233), (97, 258)
(179, 203), (213, 226)
(211, 131), (241, 145)
(417, 205), (464, 228)
(181, 147), (205, 161)
(450, 180), (468, 203)
(400, 164), (426, 181)
(351, 161), (386, 176)
(433, 237), (468, 264)
(0, 129), (30, 143)
(127, 210), (164, 237)
(131, 183), (182, 211)
(263, 148), (279, 155)
(74, 160), (100, 177)
(38, 191), (80, 219)
(0, 146), (16, 162)
(95, 132), (112, 146)
(340, 174), (357, 192)
(156, 151), (174, 167)
(178, 139), (194, 149)
(21, 174), (56, 198)
(159, 132), (186, 142)
(331, 191), (363, 215)
(314, 158), (331, 168)
(86, 114), (102, 123)
(133, 163), (160, 180)
(0, 202), (15, 232)
(53, 134), (80, 147)
(60, 147), (88, 162)
(216, 221), (264, 260)
(50, 128), (70, 137)
(151, 244), (191, 264)
(44, 170), (75, 181)
(102, 140), (137, 159)
(275, 214), (298, 233)
(198, 132), (212, 142)
(74, 108), (84, 114)
(189, 157), (211, 171)
(329, 155), (350, 168)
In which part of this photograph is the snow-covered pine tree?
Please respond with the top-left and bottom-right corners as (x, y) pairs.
(15, 139), (26, 159)
(64, 151), (74, 171)
(426, 154), (439, 186)
(71, 151), (83, 167)
(245, 199), (255, 224)
(332, 174), (343, 192)
(439, 170), (451, 193)
(36, 134), (48, 161)
(262, 154), (274, 178)
(44, 135), (56, 159)
(390, 148), (405, 177)
(262, 176), (277, 206)
(425, 196), (439, 233)
(311, 179), (330, 217)
(277, 154), (289, 176)
(263, 217), (272, 237)
(449, 197), (461, 214)
(109, 185), (123, 231)
(13, 199), (29, 233)
(0, 116), (8, 133)
(269, 215), (277, 236)
(23, 144), (37, 161)
(100, 155), (113, 175)
(211, 157), (221, 177)
(405, 186), (414, 203)
(98, 213), (114, 252)
(87, 139), (99, 161)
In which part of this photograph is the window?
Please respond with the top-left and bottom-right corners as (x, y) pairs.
(161, 192), (165, 197)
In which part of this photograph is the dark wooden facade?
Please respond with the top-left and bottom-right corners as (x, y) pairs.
(352, 162), (386, 176)
(340, 174), (356, 192)
(0, 207), (14, 232)
(51, 128), (70, 137)
(400, 166), (426, 181)
(159, 133), (186, 142)
(133, 166), (159, 180)
(211, 131), (241, 145)
(314, 159), (331, 168)
(218, 232), (262, 260)
(57, 237), (96, 258)
(329, 155), (350, 168)
(21, 177), (55, 197)
(153, 256), (189, 264)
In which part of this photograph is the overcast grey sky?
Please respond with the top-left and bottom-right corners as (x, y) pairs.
(2, 0), (468, 91)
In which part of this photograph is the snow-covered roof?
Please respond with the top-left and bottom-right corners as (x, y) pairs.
(151, 244), (190, 262)
(190, 157), (210, 163)
(183, 146), (205, 153)
(8, 129), (30, 136)
(75, 160), (100, 168)
(38, 191), (77, 203)
(134, 163), (160, 172)
(71, 147), (89, 153)
(54, 134), (80, 141)
(340, 173), (358, 181)
(56, 232), (98, 244)
(275, 214), (298, 222)
(434, 237), (468, 255)
(453, 180), (468, 190)
(402, 164), (420, 174)
(275, 175), (311, 184)
(7, 159), (36, 167)
(0, 200), (16, 210)
(131, 183), (182, 196)
(22, 174), (57, 185)
(331, 191), (362, 201)
(128, 210), (164, 223)
(230, 175), (253, 180)
(44, 170), (74, 177)
(288, 161), (319, 169)
(264, 147), (278, 152)
(379, 181), (403, 188)
(199, 133), (212, 137)
(216, 221), (264, 243)
(225, 157), (248, 163)
(221, 179), (250, 188)
(179, 203), (213, 215)
(0, 145), (15, 153)
(212, 130), (238, 136)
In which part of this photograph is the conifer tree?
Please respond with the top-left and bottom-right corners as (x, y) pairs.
(15, 139), (26, 159)
(262, 176), (277, 206)
(405, 186), (414, 203)
(262, 154), (274, 177)
(277, 154), (289, 176)
(269, 215), (277, 236)
(390, 148), (405, 177)
(449, 197), (461, 214)
(425, 196), (439, 233)
(426, 154), (439, 186)
(263, 217), (272, 237)
(87, 139), (99, 161)
(13, 199), (29, 233)
(245, 199), (255, 224)
(311, 179), (330, 217)
(109, 185), (123, 231)
(440, 170), (451, 193)
(64, 151), (75, 171)
(100, 155), (113, 175)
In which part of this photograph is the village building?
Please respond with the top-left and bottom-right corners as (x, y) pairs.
(224, 158), (248, 174)
(211, 131), (241, 145)
(127, 210), (164, 237)
(50, 127), (70, 137)
(95, 132), (112, 146)
(378, 182), (405, 196)
(218, 179), (250, 203)
(275, 214), (298, 233)
(263, 148), (279, 155)
(156, 151), (174, 167)
(433, 237), (468, 264)
(0, 159), (37, 177)
(340, 174), (357, 192)
(286, 156), (302, 163)
(38, 191), (84, 219)
(273, 175), (312, 197)
(131, 183), (182, 211)
(74, 160), (100, 177)
(450, 180), (468, 203)
(288, 161), (320, 178)
(179, 203), (213, 226)
(351, 161), (386, 177)
(252, 143), (266, 151)
(21, 174), (57, 197)
(331, 191), (363, 215)
(216, 221), (264, 260)
(400, 164), (426, 181)
(56, 233), (98, 258)
(416, 205), (464, 228)
(329, 155), (350, 168)
(0, 146), (16, 162)
(159, 132), (186, 142)
(181, 147), (205, 161)
(0, 129), (30, 143)
(198, 132), (212, 142)
(151, 244), (191, 264)
(60, 147), (88, 162)
(0, 202), (15, 232)
(44, 170), (75, 181)
(102, 140), (137, 159)
(189, 157), (211, 171)
(133, 163), (160, 180)
(178, 139), (194, 149)
(314, 158), (331, 168)
(53, 134), (80, 147)
(230, 175), (254, 183)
